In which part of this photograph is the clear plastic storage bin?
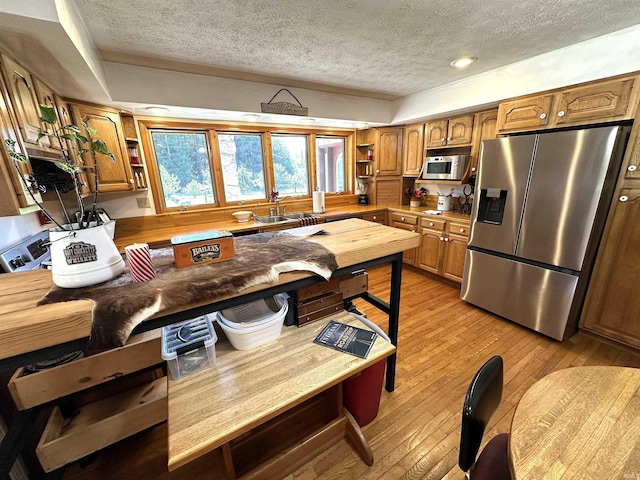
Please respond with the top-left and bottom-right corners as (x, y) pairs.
(161, 315), (217, 380)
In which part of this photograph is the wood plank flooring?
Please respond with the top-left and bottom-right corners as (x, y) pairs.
(62, 265), (640, 480)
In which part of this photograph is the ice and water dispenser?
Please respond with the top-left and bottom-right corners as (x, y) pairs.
(476, 188), (508, 225)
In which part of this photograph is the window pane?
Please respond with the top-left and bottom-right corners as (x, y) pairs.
(272, 135), (309, 196)
(218, 133), (266, 202)
(150, 131), (214, 207)
(316, 137), (346, 193)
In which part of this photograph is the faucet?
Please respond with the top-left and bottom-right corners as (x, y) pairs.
(270, 191), (293, 216)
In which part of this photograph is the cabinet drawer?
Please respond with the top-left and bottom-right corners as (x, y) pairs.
(420, 217), (445, 230)
(362, 211), (387, 224)
(390, 212), (418, 225)
(447, 221), (470, 237)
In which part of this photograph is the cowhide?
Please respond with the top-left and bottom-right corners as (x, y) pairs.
(38, 232), (337, 354)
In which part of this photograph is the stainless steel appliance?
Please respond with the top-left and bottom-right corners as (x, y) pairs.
(0, 230), (50, 273)
(461, 126), (629, 340)
(421, 155), (468, 180)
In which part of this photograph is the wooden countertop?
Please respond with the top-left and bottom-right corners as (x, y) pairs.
(113, 204), (469, 251)
(0, 219), (419, 363)
(167, 310), (395, 470)
(510, 366), (640, 479)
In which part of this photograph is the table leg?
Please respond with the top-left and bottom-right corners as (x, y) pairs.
(385, 253), (402, 393)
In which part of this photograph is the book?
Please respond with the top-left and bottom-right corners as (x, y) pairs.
(313, 320), (377, 359)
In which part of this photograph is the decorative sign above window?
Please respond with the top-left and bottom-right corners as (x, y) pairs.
(261, 88), (308, 116)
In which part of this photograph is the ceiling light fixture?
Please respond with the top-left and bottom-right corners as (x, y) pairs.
(242, 114), (259, 121)
(145, 106), (168, 114)
(299, 118), (316, 124)
(450, 56), (477, 68)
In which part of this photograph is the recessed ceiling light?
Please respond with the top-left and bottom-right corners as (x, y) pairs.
(450, 57), (477, 68)
(242, 114), (259, 121)
(299, 118), (315, 124)
(145, 106), (168, 114)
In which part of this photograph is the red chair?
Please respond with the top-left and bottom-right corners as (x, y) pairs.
(458, 355), (512, 479)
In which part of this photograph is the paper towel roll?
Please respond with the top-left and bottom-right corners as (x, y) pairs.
(312, 191), (325, 214)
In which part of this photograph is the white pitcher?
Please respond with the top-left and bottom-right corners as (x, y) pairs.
(49, 220), (125, 288)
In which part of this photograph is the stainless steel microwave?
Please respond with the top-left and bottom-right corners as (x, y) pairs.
(421, 155), (469, 180)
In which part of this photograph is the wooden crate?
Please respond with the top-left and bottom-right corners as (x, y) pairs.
(36, 377), (167, 472)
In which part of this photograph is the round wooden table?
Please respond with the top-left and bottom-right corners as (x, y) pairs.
(510, 366), (640, 479)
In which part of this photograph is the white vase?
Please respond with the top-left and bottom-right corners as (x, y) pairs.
(49, 220), (125, 288)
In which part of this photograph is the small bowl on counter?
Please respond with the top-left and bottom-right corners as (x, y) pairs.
(232, 211), (253, 223)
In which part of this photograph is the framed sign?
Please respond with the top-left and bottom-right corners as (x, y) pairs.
(261, 88), (308, 116)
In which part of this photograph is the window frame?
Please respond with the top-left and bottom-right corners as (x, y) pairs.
(139, 119), (354, 214)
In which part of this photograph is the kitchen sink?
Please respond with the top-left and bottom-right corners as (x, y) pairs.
(254, 212), (316, 225)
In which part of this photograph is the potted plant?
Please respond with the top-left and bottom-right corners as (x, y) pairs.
(5, 104), (125, 288)
(406, 186), (428, 207)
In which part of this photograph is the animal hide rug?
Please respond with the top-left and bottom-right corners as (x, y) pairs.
(38, 232), (337, 354)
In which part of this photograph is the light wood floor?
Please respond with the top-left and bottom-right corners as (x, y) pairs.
(62, 265), (640, 480)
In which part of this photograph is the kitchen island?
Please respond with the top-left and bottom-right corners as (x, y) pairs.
(0, 219), (419, 477)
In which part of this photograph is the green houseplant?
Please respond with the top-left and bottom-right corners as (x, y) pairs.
(5, 104), (126, 288)
(5, 104), (115, 230)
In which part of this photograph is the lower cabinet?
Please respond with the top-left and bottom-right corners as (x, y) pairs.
(390, 211), (419, 265)
(580, 188), (640, 349)
(361, 210), (387, 224)
(417, 217), (470, 283)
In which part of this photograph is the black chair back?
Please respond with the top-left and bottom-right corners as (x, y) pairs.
(458, 355), (504, 472)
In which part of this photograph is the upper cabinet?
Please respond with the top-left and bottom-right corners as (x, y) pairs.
(376, 126), (403, 176)
(497, 76), (638, 133)
(0, 54), (48, 147)
(33, 77), (63, 150)
(402, 123), (424, 176)
(469, 109), (498, 176)
(70, 103), (134, 193)
(425, 115), (474, 148)
(0, 66), (42, 216)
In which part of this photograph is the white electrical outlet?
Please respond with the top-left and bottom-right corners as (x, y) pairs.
(137, 197), (151, 208)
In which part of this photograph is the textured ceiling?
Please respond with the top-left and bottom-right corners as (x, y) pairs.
(75, 0), (640, 100)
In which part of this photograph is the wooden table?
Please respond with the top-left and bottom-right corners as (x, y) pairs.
(168, 311), (395, 478)
(0, 219), (419, 477)
(510, 366), (640, 479)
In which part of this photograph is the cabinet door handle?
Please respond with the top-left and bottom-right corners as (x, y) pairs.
(376, 169), (380, 174)
(471, 166), (477, 172)
(628, 165), (637, 172)
(447, 137), (451, 141)
(539, 113), (547, 119)
(441, 137), (446, 142)
(440, 236), (444, 241)
(459, 228), (465, 233)
(401, 216), (405, 221)
(557, 110), (565, 117)
(620, 196), (628, 202)
(129, 178), (134, 183)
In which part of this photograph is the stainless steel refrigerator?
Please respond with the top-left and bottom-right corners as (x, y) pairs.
(461, 125), (629, 340)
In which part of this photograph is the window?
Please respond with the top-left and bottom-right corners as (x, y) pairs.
(150, 131), (214, 208)
(217, 133), (266, 202)
(316, 137), (345, 193)
(272, 134), (309, 196)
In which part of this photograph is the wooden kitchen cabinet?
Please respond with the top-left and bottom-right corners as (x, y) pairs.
(469, 109), (498, 175)
(580, 188), (640, 349)
(425, 115), (474, 148)
(33, 77), (62, 150)
(402, 123), (424, 176)
(497, 76), (638, 133)
(71, 103), (134, 192)
(0, 53), (48, 147)
(361, 210), (387, 224)
(390, 211), (419, 266)
(374, 176), (403, 205)
(416, 216), (470, 283)
(0, 64), (42, 216)
(375, 126), (403, 176)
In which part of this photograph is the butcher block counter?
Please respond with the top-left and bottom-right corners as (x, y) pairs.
(0, 219), (419, 367)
